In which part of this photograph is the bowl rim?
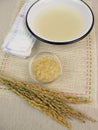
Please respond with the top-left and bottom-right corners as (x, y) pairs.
(26, 0), (94, 45)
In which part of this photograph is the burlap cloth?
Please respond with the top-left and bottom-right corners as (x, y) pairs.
(0, 0), (97, 107)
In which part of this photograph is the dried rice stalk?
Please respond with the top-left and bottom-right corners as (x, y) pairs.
(0, 75), (96, 130)
(1, 75), (90, 104)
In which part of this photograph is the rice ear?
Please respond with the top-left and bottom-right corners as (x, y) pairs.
(0, 75), (96, 130)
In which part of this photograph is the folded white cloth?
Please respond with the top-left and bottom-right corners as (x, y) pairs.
(2, 0), (36, 58)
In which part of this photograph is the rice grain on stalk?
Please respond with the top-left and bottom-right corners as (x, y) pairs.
(0, 75), (96, 130)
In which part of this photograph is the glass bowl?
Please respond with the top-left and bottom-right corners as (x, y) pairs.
(29, 52), (62, 84)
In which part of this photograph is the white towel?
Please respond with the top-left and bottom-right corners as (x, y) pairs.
(2, 0), (36, 58)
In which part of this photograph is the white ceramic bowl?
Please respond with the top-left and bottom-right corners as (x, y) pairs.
(26, 0), (94, 45)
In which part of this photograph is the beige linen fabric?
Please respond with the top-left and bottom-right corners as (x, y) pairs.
(0, 1), (98, 130)
(0, 0), (97, 106)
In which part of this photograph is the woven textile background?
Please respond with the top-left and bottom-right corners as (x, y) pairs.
(0, 0), (97, 106)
